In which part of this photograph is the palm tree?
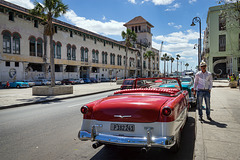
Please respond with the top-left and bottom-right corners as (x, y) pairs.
(30, 0), (68, 87)
(170, 57), (175, 73)
(166, 56), (170, 76)
(144, 50), (155, 77)
(176, 54), (181, 76)
(185, 63), (189, 70)
(121, 29), (137, 79)
(161, 53), (168, 77)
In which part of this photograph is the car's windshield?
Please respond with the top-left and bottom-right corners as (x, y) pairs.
(123, 80), (134, 85)
(181, 77), (192, 82)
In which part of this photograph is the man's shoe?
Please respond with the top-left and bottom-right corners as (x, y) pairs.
(199, 117), (203, 121)
(207, 116), (212, 121)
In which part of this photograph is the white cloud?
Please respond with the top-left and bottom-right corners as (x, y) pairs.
(5, 0), (34, 9)
(174, 25), (182, 29)
(165, 3), (180, 11)
(189, 0), (197, 4)
(141, 0), (174, 5)
(168, 22), (175, 26)
(168, 22), (182, 29)
(102, 16), (106, 20)
(64, 10), (125, 36)
(128, 0), (137, 4)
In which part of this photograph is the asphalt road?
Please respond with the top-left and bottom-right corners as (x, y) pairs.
(0, 91), (196, 160)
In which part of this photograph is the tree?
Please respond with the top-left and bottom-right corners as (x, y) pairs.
(185, 63), (189, 70)
(121, 28), (137, 79)
(170, 57), (175, 73)
(176, 54), (181, 76)
(30, 0), (68, 87)
(144, 50), (155, 77)
(166, 56), (170, 76)
(161, 53), (168, 77)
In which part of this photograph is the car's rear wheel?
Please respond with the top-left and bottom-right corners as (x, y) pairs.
(16, 85), (20, 88)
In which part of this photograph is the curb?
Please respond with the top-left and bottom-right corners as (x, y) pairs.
(0, 88), (119, 110)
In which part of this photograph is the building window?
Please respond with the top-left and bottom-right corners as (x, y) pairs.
(37, 38), (43, 57)
(56, 42), (61, 59)
(92, 50), (96, 63)
(13, 33), (20, 54)
(72, 46), (76, 60)
(81, 47), (85, 62)
(143, 61), (146, 69)
(70, 31), (73, 37)
(67, 44), (71, 60)
(94, 38), (96, 44)
(110, 53), (112, 65)
(53, 42), (56, 58)
(83, 35), (86, 41)
(102, 52), (105, 64)
(34, 20), (38, 28)
(9, 12), (14, 21)
(96, 51), (99, 63)
(54, 26), (58, 33)
(85, 48), (88, 62)
(15, 62), (19, 67)
(3, 31), (11, 53)
(105, 52), (107, 64)
(29, 37), (36, 56)
(219, 16), (226, 31)
(219, 35), (226, 52)
(113, 54), (115, 65)
(6, 61), (10, 67)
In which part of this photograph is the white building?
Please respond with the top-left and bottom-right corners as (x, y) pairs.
(0, 0), (160, 83)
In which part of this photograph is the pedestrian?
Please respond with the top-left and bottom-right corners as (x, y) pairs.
(193, 61), (213, 121)
(238, 72), (240, 86)
(6, 81), (10, 88)
(232, 73), (236, 81)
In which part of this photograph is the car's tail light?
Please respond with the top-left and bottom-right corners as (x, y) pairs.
(162, 106), (172, 116)
(191, 88), (194, 92)
(80, 106), (89, 114)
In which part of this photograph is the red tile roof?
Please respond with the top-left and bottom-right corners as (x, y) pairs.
(124, 16), (154, 28)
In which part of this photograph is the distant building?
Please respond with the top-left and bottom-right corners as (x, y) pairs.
(0, 0), (160, 83)
(203, 4), (240, 78)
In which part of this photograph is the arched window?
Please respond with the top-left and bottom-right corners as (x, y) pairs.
(56, 42), (61, 59)
(13, 33), (21, 54)
(37, 38), (43, 57)
(3, 31), (11, 53)
(29, 37), (36, 56)
(81, 47), (85, 62)
(92, 49), (95, 63)
(110, 53), (113, 65)
(96, 50), (99, 63)
(102, 51), (105, 64)
(104, 52), (107, 64)
(72, 45), (76, 60)
(67, 44), (71, 60)
(113, 54), (115, 65)
(85, 48), (88, 62)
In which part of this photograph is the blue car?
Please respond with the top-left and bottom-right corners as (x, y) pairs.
(159, 76), (196, 107)
(2, 81), (29, 88)
(83, 78), (91, 83)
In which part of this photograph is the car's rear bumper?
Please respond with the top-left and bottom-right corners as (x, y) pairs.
(78, 130), (175, 149)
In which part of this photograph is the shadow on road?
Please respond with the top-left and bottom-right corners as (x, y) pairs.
(90, 117), (196, 160)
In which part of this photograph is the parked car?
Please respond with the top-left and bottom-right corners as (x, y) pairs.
(90, 77), (99, 83)
(74, 78), (84, 84)
(34, 79), (51, 86)
(100, 78), (110, 82)
(158, 76), (196, 108)
(55, 80), (62, 85)
(78, 77), (189, 152)
(2, 81), (29, 88)
(22, 80), (35, 87)
(83, 78), (91, 83)
(61, 79), (75, 85)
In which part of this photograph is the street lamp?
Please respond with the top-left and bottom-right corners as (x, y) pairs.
(191, 16), (201, 70)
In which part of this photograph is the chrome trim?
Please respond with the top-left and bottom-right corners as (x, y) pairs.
(114, 115), (132, 118)
(79, 131), (175, 149)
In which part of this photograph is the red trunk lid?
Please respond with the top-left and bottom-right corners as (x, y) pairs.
(93, 95), (170, 122)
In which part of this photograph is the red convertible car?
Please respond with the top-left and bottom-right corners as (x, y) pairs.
(78, 77), (190, 152)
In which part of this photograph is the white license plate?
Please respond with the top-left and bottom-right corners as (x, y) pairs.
(110, 123), (135, 132)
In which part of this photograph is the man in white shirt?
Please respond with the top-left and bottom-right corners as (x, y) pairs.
(194, 61), (213, 121)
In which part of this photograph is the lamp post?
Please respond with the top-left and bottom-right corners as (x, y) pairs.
(191, 17), (201, 70)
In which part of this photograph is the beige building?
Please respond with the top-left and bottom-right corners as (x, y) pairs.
(0, 0), (160, 83)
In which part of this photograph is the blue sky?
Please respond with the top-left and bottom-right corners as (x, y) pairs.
(5, 0), (227, 72)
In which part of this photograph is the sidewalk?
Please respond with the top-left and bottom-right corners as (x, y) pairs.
(0, 82), (120, 110)
(194, 85), (240, 160)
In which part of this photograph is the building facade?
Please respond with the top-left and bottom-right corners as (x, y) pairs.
(0, 0), (160, 83)
(203, 4), (240, 78)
